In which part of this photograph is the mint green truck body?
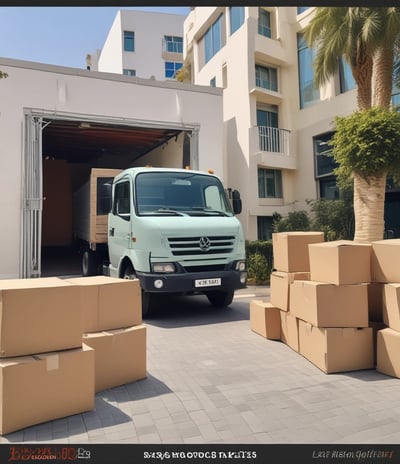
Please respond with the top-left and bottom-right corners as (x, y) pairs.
(106, 167), (247, 314)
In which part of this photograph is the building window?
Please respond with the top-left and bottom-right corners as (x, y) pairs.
(123, 31), (135, 52)
(339, 57), (356, 93)
(314, 132), (338, 178)
(258, 9), (271, 38)
(205, 14), (223, 63)
(392, 57), (400, 109)
(392, 92), (400, 108)
(319, 177), (339, 200)
(297, 34), (320, 109)
(256, 64), (278, 92)
(297, 7), (310, 14)
(210, 77), (216, 87)
(257, 216), (274, 240)
(164, 36), (183, 54)
(165, 61), (183, 79)
(230, 7), (244, 35)
(258, 168), (283, 198)
(123, 69), (136, 76)
(257, 107), (282, 152)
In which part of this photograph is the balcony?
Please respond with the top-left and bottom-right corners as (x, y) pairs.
(161, 38), (184, 61)
(252, 126), (296, 170)
(254, 34), (289, 67)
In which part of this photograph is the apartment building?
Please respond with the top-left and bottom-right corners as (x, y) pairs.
(88, 9), (185, 81)
(183, 6), (400, 240)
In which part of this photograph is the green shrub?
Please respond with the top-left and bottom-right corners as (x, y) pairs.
(272, 210), (311, 232)
(308, 196), (354, 241)
(245, 240), (273, 283)
(332, 107), (400, 182)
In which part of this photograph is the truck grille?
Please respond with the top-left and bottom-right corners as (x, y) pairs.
(168, 235), (235, 256)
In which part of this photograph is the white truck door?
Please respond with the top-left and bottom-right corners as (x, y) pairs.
(108, 178), (132, 271)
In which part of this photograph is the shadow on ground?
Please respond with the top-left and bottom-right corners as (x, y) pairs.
(5, 375), (172, 442)
(145, 293), (250, 328)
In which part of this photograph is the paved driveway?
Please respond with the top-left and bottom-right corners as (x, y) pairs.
(3, 286), (400, 444)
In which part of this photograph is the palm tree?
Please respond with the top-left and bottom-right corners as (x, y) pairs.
(366, 8), (400, 107)
(303, 7), (374, 111)
(304, 7), (400, 243)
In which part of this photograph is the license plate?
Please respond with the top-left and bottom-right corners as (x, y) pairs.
(195, 278), (221, 288)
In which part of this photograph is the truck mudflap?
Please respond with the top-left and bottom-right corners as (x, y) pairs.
(136, 269), (247, 294)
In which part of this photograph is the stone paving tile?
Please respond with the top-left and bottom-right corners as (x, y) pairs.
(4, 290), (400, 444)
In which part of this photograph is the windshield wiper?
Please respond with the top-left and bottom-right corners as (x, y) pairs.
(190, 207), (231, 217)
(151, 208), (188, 216)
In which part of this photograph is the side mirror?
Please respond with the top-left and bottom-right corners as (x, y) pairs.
(232, 190), (242, 215)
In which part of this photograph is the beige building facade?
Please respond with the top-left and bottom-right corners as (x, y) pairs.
(183, 6), (380, 240)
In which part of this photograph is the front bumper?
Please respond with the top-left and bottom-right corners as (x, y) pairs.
(136, 269), (247, 294)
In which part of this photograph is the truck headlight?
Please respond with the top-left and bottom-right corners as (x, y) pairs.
(152, 262), (176, 273)
(235, 260), (246, 271)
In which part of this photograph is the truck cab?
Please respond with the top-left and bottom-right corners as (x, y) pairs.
(107, 167), (247, 316)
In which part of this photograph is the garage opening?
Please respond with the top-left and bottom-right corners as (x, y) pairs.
(24, 113), (196, 278)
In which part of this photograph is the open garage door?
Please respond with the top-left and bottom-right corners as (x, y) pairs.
(22, 110), (199, 278)
(21, 114), (45, 278)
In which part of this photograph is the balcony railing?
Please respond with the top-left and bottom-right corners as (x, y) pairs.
(258, 126), (291, 155)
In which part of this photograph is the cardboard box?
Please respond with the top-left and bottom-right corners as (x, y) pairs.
(368, 282), (384, 323)
(377, 328), (400, 378)
(250, 300), (281, 340)
(372, 239), (400, 283)
(66, 276), (142, 332)
(270, 271), (310, 311)
(272, 232), (324, 272)
(0, 344), (95, 435)
(308, 240), (371, 285)
(0, 277), (82, 357)
(383, 283), (400, 331)
(298, 320), (374, 374)
(290, 280), (369, 328)
(369, 321), (387, 366)
(83, 325), (147, 392)
(280, 311), (299, 352)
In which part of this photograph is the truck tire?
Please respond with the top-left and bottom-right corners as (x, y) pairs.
(82, 249), (98, 276)
(206, 290), (234, 307)
(123, 265), (152, 318)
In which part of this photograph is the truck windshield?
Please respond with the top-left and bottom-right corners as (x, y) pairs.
(135, 171), (234, 217)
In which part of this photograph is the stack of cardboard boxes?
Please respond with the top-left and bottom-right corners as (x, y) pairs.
(250, 232), (322, 346)
(0, 275), (146, 435)
(66, 276), (147, 393)
(250, 232), (378, 374)
(293, 239), (374, 373)
(0, 277), (94, 435)
(373, 239), (400, 378)
(250, 232), (323, 349)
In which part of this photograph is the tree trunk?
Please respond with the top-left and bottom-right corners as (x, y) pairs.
(353, 172), (387, 243)
(352, 47), (373, 110)
(373, 46), (394, 108)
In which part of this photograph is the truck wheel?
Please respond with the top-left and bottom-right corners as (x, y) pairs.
(123, 265), (152, 318)
(206, 290), (234, 307)
(82, 249), (98, 276)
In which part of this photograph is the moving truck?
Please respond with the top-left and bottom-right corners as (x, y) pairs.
(74, 166), (247, 316)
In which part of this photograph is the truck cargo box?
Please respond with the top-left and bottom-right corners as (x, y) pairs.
(73, 168), (122, 244)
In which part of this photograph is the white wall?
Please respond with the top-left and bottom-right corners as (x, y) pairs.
(0, 58), (223, 278)
(97, 12), (123, 74)
(99, 10), (186, 80)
